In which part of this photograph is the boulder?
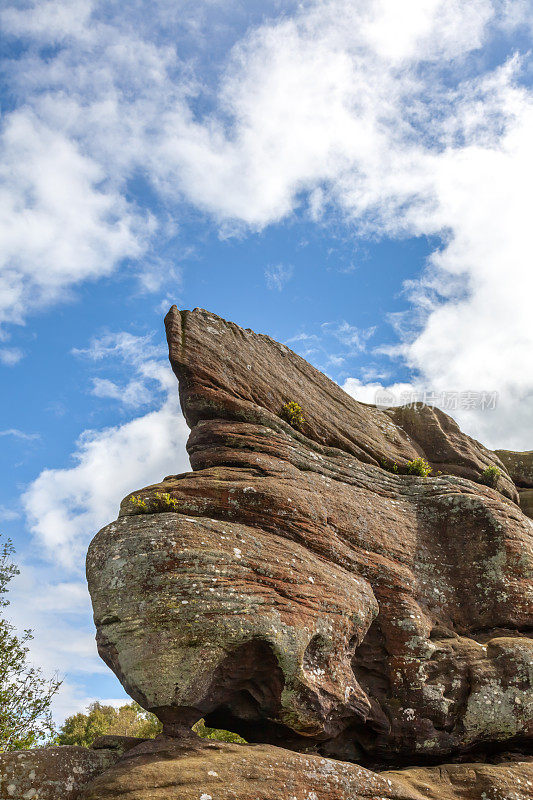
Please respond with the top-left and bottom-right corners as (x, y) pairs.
(87, 307), (533, 766)
(0, 745), (118, 800)
(79, 735), (533, 800)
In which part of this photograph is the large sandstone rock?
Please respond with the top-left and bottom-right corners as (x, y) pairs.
(80, 735), (533, 800)
(166, 307), (516, 500)
(0, 745), (118, 800)
(87, 307), (533, 768)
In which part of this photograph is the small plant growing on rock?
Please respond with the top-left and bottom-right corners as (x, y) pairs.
(129, 495), (149, 513)
(281, 401), (305, 430)
(380, 458), (399, 474)
(129, 492), (179, 514)
(381, 457), (432, 477)
(154, 492), (180, 511)
(406, 458), (432, 477)
(193, 718), (247, 743)
(480, 466), (500, 488)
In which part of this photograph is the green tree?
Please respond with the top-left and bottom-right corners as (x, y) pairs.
(0, 537), (60, 751)
(56, 701), (247, 747)
(193, 719), (246, 743)
(55, 701), (162, 746)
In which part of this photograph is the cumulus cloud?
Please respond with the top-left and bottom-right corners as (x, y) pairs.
(3, 329), (188, 721)
(2, 3), (531, 726)
(15, 328), (190, 718)
(23, 332), (189, 570)
(0, 347), (23, 366)
(179, 0), (528, 446)
(2, 0), (532, 446)
(22, 394), (188, 570)
(0, 110), (149, 327)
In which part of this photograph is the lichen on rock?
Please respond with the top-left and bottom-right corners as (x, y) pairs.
(7, 307), (530, 799)
(85, 307), (532, 774)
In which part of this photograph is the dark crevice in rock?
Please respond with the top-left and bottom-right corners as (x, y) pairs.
(202, 639), (285, 724)
(467, 625), (533, 641)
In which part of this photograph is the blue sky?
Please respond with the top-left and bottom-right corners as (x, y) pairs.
(1, 0), (532, 721)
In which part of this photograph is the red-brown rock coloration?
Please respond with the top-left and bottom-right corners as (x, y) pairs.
(81, 307), (533, 797)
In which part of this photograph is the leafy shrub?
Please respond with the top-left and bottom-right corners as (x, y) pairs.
(55, 701), (162, 747)
(154, 492), (179, 510)
(480, 466), (500, 488)
(129, 492), (179, 514)
(55, 704), (247, 747)
(405, 457), (432, 477)
(381, 457), (432, 477)
(0, 536), (60, 751)
(380, 458), (399, 473)
(280, 401), (305, 430)
(193, 718), (246, 743)
(129, 495), (149, 513)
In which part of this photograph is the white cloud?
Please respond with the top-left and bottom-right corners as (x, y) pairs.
(0, 428), (40, 441)
(4, 561), (116, 723)
(322, 321), (376, 353)
(13, 328), (190, 721)
(3, 0), (533, 721)
(91, 377), (154, 408)
(265, 263), (294, 291)
(72, 331), (164, 365)
(0, 347), (23, 366)
(49, 684), (130, 725)
(285, 332), (320, 344)
(23, 334), (189, 569)
(0, 505), (20, 521)
(2, 0), (532, 447)
(0, 110), (149, 328)
(75, 330), (177, 409)
(166, 0), (528, 447)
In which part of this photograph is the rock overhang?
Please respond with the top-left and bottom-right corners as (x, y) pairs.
(86, 306), (533, 767)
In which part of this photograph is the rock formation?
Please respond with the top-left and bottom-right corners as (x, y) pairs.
(0, 741), (120, 799)
(3, 307), (532, 798)
(79, 733), (533, 800)
(87, 307), (532, 764)
(496, 449), (533, 519)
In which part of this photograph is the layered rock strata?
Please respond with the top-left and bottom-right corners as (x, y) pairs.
(87, 307), (533, 771)
(79, 734), (533, 800)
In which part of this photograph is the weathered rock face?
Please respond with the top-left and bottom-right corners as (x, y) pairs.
(87, 307), (533, 769)
(80, 736), (533, 800)
(496, 450), (533, 487)
(495, 449), (533, 519)
(0, 745), (118, 800)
